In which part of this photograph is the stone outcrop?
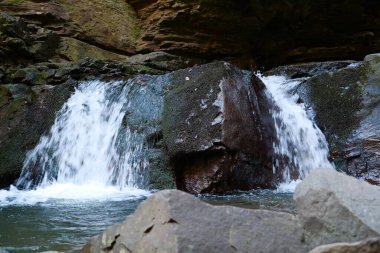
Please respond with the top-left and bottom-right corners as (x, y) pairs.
(163, 62), (276, 193)
(294, 168), (380, 248)
(0, 0), (140, 64)
(308, 238), (380, 253)
(2, 1), (380, 68)
(0, 82), (73, 188)
(128, 0), (380, 68)
(295, 54), (380, 184)
(81, 189), (308, 253)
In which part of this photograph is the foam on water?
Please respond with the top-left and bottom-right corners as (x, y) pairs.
(259, 75), (334, 190)
(0, 184), (150, 206)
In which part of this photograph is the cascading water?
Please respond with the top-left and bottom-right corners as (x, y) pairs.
(17, 80), (146, 190)
(259, 75), (334, 191)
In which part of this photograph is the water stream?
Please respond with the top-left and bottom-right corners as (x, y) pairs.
(0, 74), (334, 252)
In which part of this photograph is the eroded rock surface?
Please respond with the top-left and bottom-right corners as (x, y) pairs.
(81, 190), (307, 253)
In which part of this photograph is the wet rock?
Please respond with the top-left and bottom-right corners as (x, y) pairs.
(265, 61), (354, 79)
(81, 190), (308, 253)
(162, 62), (275, 193)
(0, 12), (32, 64)
(0, 82), (74, 188)
(294, 168), (380, 248)
(308, 237), (380, 253)
(126, 52), (205, 71)
(296, 54), (380, 184)
(0, 0), (139, 64)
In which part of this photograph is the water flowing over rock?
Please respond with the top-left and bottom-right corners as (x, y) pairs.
(296, 54), (380, 185)
(15, 75), (175, 190)
(0, 82), (73, 188)
(81, 189), (308, 253)
(162, 62), (276, 193)
(294, 168), (380, 248)
(260, 75), (333, 185)
(308, 238), (380, 253)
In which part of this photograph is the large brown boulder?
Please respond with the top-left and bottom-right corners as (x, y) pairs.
(81, 190), (308, 253)
(162, 62), (276, 193)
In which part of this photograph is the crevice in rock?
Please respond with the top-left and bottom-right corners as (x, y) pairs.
(102, 234), (120, 252)
(143, 225), (154, 234)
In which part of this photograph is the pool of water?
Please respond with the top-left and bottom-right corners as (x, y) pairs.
(0, 189), (295, 253)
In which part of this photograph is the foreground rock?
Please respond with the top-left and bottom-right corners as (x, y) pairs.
(163, 62), (276, 193)
(294, 168), (380, 247)
(81, 190), (307, 253)
(308, 237), (380, 253)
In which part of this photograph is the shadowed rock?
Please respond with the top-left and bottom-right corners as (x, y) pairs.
(163, 62), (276, 193)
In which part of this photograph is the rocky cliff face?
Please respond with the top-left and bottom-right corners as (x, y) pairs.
(128, 0), (380, 68)
(2, 0), (380, 68)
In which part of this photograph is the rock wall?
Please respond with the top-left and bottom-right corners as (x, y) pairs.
(2, 0), (380, 68)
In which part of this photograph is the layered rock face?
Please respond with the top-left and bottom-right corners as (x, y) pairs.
(0, 0), (140, 64)
(128, 0), (380, 68)
(2, 0), (380, 68)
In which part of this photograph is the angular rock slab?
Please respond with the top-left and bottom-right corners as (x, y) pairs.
(81, 190), (307, 253)
(308, 237), (380, 253)
(162, 62), (275, 193)
(294, 168), (380, 247)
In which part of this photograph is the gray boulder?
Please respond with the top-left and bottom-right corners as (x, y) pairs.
(294, 168), (380, 247)
(308, 237), (380, 253)
(81, 190), (308, 253)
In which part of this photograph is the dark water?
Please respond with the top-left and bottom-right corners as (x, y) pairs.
(200, 190), (295, 213)
(0, 190), (294, 253)
(0, 198), (144, 253)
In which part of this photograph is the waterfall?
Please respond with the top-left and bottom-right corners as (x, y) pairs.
(260, 75), (334, 191)
(16, 80), (148, 191)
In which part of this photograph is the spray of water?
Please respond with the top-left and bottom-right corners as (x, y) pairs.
(0, 80), (152, 205)
(259, 75), (334, 192)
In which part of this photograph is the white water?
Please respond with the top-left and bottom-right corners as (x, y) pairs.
(260, 75), (334, 192)
(0, 80), (150, 206)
